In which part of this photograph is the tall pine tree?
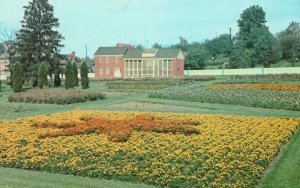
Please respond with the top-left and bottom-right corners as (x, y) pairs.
(15, 0), (63, 87)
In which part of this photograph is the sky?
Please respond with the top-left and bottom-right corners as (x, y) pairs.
(0, 0), (299, 57)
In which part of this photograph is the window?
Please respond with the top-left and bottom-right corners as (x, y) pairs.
(99, 68), (103, 75)
(106, 57), (109, 63)
(106, 67), (110, 74)
(116, 57), (119, 63)
(99, 57), (103, 63)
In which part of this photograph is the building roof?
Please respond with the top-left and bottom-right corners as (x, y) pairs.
(124, 48), (182, 59)
(58, 52), (81, 65)
(94, 47), (128, 56)
(123, 49), (144, 58)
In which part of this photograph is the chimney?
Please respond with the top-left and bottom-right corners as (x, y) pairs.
(72, 51), (75, 58)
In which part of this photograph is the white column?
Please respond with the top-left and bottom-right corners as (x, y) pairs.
(141, 60), (143, 78)
(166, 60), (169, 77)
(136, 60), (139, 78)
(152, 60), (155, 78)
(162, 60), (164, 77)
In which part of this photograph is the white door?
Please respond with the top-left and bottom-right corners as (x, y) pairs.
(114, 68), (121, 78)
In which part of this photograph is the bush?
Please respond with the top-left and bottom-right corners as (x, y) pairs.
(64, 62), (73, 89)
(80, 62), (89, 89)
(12, 62), (23, 92)
(8, 88), (105, 105)
(38, 62), (48, 89)
(73, 63), (79, 87)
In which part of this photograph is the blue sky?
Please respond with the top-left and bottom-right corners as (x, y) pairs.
(0, 0), (299, 57)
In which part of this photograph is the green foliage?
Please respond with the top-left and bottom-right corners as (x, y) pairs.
(232, 5), (280, 68)
(249, 26), (281, 67)
(152, 43), (162, 48)
(185, 48), (209, 70)
(277, 22), (300, 63)
(64, 62), (73, 89)
(8, 88), (105, 105)
(80, 62), (89, 89)
(0, 80), (1, 92)
(237, 5), (266, 43)
(54, 71), (61, 87)
(0, 43), (5, 55)
(72, 63), (79, 87)
(12, 62), (23, 93)
(135, 44), (144, 49)
(171, 37), (188, 52)
(38, 62), (48, 89)
(15, 0), (63, 87)
(205, 34), (231, 58)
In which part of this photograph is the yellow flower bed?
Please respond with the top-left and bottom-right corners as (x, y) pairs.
(0, 110), (299, 187)
(207, 84), (300, 90)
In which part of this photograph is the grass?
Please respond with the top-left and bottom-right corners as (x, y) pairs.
(0, 167), (155, 188)
(0, 78), (299, 187)
(260, 128), (300, 188)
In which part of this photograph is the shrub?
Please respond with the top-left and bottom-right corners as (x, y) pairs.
(80, 62), (89, 89)
(64, 62), (73, 89)
(12, 62), (23, 92)
(38, 62), (48, 89)
(8, 88), (105, 105)
(73, 63), (79, 87)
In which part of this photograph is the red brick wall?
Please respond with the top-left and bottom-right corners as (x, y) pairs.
(95, 56), (184, 79)
(94, 56), (125, 79)
(172, 59), (184, 78)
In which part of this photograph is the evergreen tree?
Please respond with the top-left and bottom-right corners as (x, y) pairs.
(38, 62), (48, 89)
(72, 63), (79, 87)
(15, 0), (63, 87)
(12, 62), (23, 92)
(80, 62), (89, 89)
(64, 62), (73, 89)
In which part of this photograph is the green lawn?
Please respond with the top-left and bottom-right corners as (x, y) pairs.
(260, 128), (300, 188)
(0, 167), (155, 188)
(0, 78), (299, 187)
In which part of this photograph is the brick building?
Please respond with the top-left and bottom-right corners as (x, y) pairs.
(94, 46), (184, 79)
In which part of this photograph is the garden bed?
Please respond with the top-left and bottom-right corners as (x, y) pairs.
(149, 84), (300, 111)
(8, 88), (105, 105)
(0, 110), (298, 187)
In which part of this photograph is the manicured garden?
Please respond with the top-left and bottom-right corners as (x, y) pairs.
(0, 76), (300, 188)
(0, 110), (298, 187)
(149, 84), (300, 111)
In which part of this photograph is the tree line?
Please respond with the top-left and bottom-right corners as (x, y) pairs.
(150, 5), (300, 70)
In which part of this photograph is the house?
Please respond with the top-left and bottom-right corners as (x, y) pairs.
(94, 46), (184, 79)
(0, 43), (10, 80)
(59, 51), (81, 70)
